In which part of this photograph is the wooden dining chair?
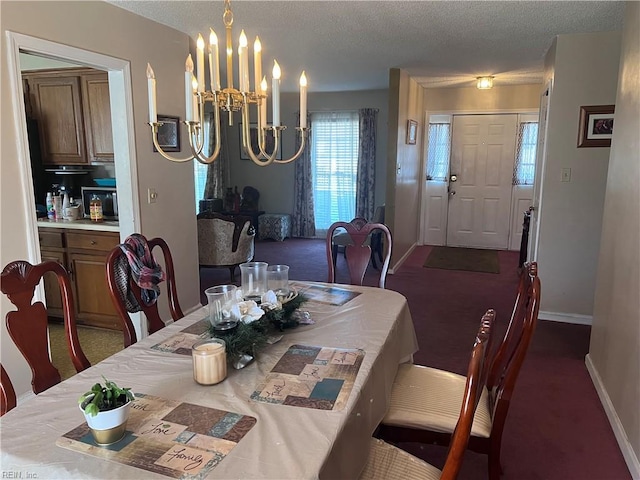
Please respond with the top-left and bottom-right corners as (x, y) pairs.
(363, 309), (497, 480)
(1, 364), (17, 416)
(377, 262), (541, 480)
(1, 260), (91, 394)
(326, 217), (392, 288)
(106, 233), (184, 347)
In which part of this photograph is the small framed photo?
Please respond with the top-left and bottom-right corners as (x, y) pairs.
(153, 115), (181, 152)
(239, 123), (281, 160)
(406, 119), (418, 145)
(577, 105), (615, 148)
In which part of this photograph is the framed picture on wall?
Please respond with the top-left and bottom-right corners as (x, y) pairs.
(577, 105), (615, 148)
(153, 115), (181, 152)
(239, 123), (282, 160)
(406, 119), (418, 145)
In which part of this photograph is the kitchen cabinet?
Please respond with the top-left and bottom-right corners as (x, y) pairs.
(23, 68), (113, 165)
(81, 73), (114, 163)
(38, 227), (121, 330)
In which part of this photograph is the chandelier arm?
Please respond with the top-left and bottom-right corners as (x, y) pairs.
(274, 128), (309, 164)
(239, 105), (278, 166)
(193, 100), (222, 164)
(150, 123), (195, 163)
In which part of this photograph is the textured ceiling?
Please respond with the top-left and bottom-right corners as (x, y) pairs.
(107, 0), (624, 92)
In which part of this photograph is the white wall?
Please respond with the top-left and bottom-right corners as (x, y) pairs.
(1, 1), (201, 397)
(387, 69), (425, 269)
(226, 89), (389, 217)
(587, 2), (640, 475)
(537, 31), (622, 321)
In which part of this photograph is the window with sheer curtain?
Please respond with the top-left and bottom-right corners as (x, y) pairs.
(311, 111), (359, 232)
(193, 116), (212, 212)
(513, 122), (538, 185)
(426, 123), (451, 181)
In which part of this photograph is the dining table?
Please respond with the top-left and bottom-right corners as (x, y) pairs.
(0, 281), (418, 479)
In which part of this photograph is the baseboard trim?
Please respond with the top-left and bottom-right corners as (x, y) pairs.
(389, 242), (417, 275)
(585, 354), (640, 479)
(538, 310), (592, 325)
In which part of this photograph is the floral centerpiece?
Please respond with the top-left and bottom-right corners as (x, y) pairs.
(208, 289), (309, 368)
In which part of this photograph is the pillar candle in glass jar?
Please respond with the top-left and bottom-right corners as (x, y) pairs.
(192, 339), (227, 385)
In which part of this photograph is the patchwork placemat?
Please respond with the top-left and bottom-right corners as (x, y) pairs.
(290, 283), (361, 307)
(57, 393), (256, 479)
(151, 319), (210, 356)
(250, 344), (365, 411)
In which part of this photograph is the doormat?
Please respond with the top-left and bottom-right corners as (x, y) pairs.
(424, 247), (500, 274)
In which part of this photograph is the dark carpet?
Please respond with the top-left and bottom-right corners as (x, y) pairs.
(424, 246), (500, 274)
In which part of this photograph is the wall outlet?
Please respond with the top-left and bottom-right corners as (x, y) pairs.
(561, 168), (571, 183)
(148, 188), (158, 204)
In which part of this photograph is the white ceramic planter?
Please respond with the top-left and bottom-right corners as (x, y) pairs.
(80, 394), (133, 445)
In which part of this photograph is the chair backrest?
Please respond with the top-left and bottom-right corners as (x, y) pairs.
(485, 262), (540, 445)
(441, 309), (496, 480)
(326, 218), (392, 288)
(1, 260), (90, 394)
(197, 213), (255, 266)
(1, 364), (17, 416)
(105, 234), (184, 347)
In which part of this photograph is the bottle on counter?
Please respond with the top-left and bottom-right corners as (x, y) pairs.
(46, 192), (54, 220)
(90, 194), (104, 223)
(62, 192), (70, 212)
(53, 195), (62, 220)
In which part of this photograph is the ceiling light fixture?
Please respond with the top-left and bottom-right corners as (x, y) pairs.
(146, 0), (308, 166)
(476, 76), (494, 90)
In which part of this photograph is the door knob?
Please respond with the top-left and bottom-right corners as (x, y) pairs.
(450, 174), (458, 182)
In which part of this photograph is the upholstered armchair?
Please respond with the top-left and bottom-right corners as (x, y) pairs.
(197, 212), (255, 282)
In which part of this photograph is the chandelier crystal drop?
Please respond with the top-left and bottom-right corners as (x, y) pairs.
(146, 0), (309, 166)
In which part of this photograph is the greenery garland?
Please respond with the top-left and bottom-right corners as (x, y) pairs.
(208, 294), (308, 364)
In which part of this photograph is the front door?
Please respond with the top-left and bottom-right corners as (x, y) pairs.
(446, 114), (517, 249)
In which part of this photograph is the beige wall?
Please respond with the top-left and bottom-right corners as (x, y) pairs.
(589, 1), (640, 473)
(537, 31), (622, 320)
(386, 69), (425, 269)
(425, 84), (541, 112)
(228, 89), (389, 217)
(1, 1), (200, 397)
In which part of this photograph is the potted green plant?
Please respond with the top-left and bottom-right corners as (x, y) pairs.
(78, 377), (134, 445)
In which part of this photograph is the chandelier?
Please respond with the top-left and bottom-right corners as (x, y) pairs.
(146, 0), (308, 166)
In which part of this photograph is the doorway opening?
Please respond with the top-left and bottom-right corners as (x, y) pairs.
(5, 31), (142, 338)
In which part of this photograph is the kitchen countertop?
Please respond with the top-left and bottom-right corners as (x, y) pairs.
(37, 218), (120, 232)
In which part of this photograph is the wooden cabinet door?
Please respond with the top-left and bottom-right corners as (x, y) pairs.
(67, 251), (120, 330)
(28, 76), (87, 165)
(40, 249), (66, 318)
(82, 73), (114, 163)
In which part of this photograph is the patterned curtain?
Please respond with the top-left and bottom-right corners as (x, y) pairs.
(204, 112), (229, 199)
(291, 113), (315, 238)
(355, 108), (378, 220)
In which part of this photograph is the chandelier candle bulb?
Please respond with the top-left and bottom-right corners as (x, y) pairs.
(254, 36), (262, 94)
(185, 55), (195, 122)
(300, 71), (307, 128)
(192, 76), (199, 121)
(272, 60), (281, 126)
(196, 34), (205, 93)
(146, 63), (157, 123)
(239, 30), (249, 92)
(192, 339), (227, 385)
(260, 76), (267, 130)
(209, 29), (220, 91)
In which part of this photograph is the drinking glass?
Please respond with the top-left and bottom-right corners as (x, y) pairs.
(267, 264), (290, 297)
(205, 285), (238, 331)
(239, 262), (268, 301)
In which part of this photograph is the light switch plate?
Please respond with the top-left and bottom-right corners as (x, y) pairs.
(148, 188), (158, 204)
(561, 168), (571, 182)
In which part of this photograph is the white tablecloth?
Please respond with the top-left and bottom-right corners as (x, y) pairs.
(0, 282), (418, 479)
